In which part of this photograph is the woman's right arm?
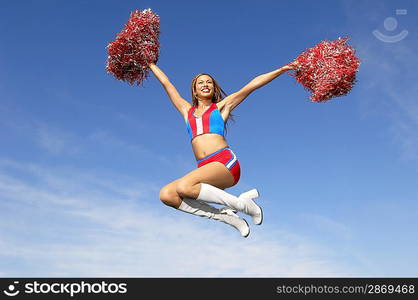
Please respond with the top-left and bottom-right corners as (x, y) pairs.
(148, 63), (191, 118)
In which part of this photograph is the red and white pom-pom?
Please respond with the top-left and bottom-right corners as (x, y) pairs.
(106, 9), (160, 86)
(291, 37), (360, 102)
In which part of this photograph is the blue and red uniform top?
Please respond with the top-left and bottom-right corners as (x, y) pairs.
(186, 103), (225, 141)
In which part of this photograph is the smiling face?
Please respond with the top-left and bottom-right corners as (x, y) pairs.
(194, 74), (215, 101)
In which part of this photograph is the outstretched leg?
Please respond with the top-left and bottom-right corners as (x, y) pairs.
(178, 198), (250, 237)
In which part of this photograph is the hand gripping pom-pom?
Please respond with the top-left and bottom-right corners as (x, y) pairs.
(290, 37), (360, 102)
(106, 9), (160, 86)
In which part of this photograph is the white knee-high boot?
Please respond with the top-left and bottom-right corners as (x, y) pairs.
(197, 183), (263, 225)
(178, 198), (250, 237)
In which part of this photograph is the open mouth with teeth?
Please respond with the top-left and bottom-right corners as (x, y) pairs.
(201, 88), (211, 93)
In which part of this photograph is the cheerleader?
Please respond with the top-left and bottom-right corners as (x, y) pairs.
(148, 62), (298, 237)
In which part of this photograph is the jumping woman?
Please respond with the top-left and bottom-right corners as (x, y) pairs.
(149, 61), (298, 237)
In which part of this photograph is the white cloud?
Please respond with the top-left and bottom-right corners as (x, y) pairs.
(344, 2), (418, 167)
(37, 124), (82, 155)
(87, 129), (194, 172)
(0, 101), (195, 174)
(300, 213), (353, 241)
(0, 158), (359, 277)
(0, 110), (81, 156)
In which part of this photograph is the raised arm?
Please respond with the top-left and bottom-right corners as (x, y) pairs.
(148, 63), (191, 118)
(220, 61), (298, 112)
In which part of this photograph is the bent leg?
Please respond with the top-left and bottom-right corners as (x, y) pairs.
(173, 162), (263, 225)
(158, 165), (250, 237)
(159, 162), (234, 208)
(175, 162), (235, 200)
(159, 178), (183, 208)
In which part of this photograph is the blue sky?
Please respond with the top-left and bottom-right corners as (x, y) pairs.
(0, 0), (417, 277)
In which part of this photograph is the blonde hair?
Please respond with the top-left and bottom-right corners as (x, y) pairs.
(190, 73), (235, 133)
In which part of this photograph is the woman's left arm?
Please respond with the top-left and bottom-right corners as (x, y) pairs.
(221, 61), (298, 111)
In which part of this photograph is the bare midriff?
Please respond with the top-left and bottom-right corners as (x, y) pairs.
(191, 133), (229, 161)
